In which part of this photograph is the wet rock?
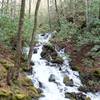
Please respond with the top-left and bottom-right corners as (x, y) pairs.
(65, 92), (75, 99)
(41, 44), (64, 64)
(49, 74), (56, 82)
(93, 70), (100, 79)
(65, 92), (90, 100)
(51, 56), (64, 64)
(37, 88), (43, 94)
(27, 67), (33, 75)
(33, 48), (37, 53)
(63, 76), (74, 86)
(30, 61), (35, 66)
(59, 67), (62, 71)
(78, 86), (89, 93)
(39, 81), (44, 88)
(41, 33), (45, 36)
(76, 93), (86, 100)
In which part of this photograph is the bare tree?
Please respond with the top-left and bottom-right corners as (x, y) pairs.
(28, 0), (41, 69)
(6, 0), (9, 14)
(99, 1), (100, 19)
(47, 0), (52, 31)
(7, 0), (25, 85)
(1, 0), (4, 15)
(54, 0), (61, 32)
(16, 0), (25, 73)
(29, 0), (32, 19)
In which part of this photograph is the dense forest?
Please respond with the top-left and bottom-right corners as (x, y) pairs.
(0, 0), (100, 100)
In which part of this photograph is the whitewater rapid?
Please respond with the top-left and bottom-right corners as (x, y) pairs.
(26, 33), (100, 100)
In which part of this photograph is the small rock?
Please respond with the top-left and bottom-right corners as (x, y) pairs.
(63, 76), (73, 86)
(39, 81), (44, 88)
(41, 33), (45, 36)
(76, 93), (86, 100)
(65, 92), (75, 99)
(78, 86), (89, 93)
(49, 74), (56, 82)
(37, 88), (43, 94)
(27, 67), (33, 75)
(33, 48), (37, 53)
(30, 61), (35, 66)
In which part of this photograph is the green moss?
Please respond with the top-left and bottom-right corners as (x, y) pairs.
(0, 65), (7, 80)
(0, 59), (14, 70)
(93, 70), (100, 78)
(85, 97), (91, 100)
(28, 86), (41, 98)
(63, 76), (70, 85)
(0, 88), (12, 97)
(15, 93), (30, 100)
(71, 66), (80, 71)
(19, 77), (33, 86)
(51, 56), (64, 64)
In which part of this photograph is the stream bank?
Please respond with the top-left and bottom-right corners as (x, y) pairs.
(0, 43), (41, 100)
(50, 36), (100, 93)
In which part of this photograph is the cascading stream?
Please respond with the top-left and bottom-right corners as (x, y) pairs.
(27, 33), (100, 100)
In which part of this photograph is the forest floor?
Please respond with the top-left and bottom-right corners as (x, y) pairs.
(0, 43), (41, 100)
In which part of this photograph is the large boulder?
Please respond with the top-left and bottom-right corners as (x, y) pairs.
(41, 44), (64, 64)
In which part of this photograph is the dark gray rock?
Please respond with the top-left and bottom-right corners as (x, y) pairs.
(33, 48), (37, 53)
(49, 74), (56, 82)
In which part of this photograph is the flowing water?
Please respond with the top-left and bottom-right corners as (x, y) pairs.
(26, 33), (100, 100)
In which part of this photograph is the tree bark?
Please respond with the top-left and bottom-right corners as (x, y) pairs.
(15, 0), (25, 77)
(29, 0), (32, 19)
(28, 0), (41, 69)
(47, 0), (52, 31)
(99, 1), (100, 19)
(6, 0), (9, 14)
(54, 0), (61, 32)
(13, 0), (16, 18)
(85, 0), (91, 31)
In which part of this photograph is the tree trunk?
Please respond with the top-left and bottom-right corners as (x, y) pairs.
(85, 0), (89, 30)
(13, 0), (16, 18)
(6, 0), (9, 14)
(28, 0), (41, 70)
(99, 1), (100, 19)
(59, 0), (64, 16)
(28, 0), (32, 19)
(15, 0), (25, 78)
(85, 0), (91, 31)
(54, 0), (61, 32)
(47, 0), (52, 31)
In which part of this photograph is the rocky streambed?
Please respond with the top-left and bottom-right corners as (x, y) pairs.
(27, 32), (100, 100)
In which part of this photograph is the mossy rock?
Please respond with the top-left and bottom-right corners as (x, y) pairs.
(63, 76), (73, 86)
(0, 58), (14, 70)
(51, 56), (64, 64)
(85, 97), (91, 100)
(43, 44), (55, 52)
(0, 88), (12, 97)
(71, 66), (80, 71)
(15, 93), (31, 100)
(0, 59), (7, 64)
(27, 86), (41, 98)
(93, 70), (100, 78)
(65, 92), (76, 99)
(0, 65), (7, 80)
(19, 77), (33, 86)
